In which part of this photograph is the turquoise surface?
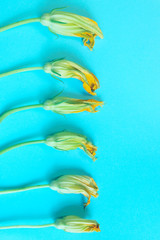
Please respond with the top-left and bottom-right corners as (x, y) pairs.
(0, 0), (160, 239)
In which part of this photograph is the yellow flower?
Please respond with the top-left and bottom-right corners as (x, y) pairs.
(44, 96), (103, 114)
(50, 175), (98, 206)
(44, 59), (100, 95)
(46, 131), (97, 161)
(40, 9), (103, 50)
(54, 215), (100, 233)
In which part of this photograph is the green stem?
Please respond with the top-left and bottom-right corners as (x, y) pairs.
(0, 66), (43, 78)
(0, 184), (49, 195)
(0, 140), (45, 155)
(0, 104), (44, 123)
(0, 18), (40, 33)
(0, 223), (55, 230)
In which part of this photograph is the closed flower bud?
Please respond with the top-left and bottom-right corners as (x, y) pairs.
(54, 215), (100, 233)
(43, 96), (103, 114)
(46, 131), (97, 161)
(50, 175), (98, 206)
(40, 9), (103, 50)
(44, 59), (100, 95)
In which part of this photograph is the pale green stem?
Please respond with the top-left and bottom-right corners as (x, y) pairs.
(0, 223), (56, 230)
(0, 104), (44, 123)
(0, 140), (45, 155)
(0, 66), (43, 78)
(0, 184), (49, 195)
(0, 18), (40, 33)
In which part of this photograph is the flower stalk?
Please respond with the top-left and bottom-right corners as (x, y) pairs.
(0, 104), (43, 123)
(0, 140), (45, 155)
(0, 18), (40, 33)
(0, 67), (43, 78)
(0, 184), (49, 195)
(0, 223), (55, 230)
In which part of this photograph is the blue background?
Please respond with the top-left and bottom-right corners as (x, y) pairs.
(0, 0), (160, 239)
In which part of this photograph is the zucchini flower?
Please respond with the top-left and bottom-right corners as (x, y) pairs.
(0, 8), (103, 50)
(0, 175), (98, 207)
(40, 9), (103, 50)
(44, 59), (100, 95)
(50, 175), (98, 206)
(0, 96), (103, 123)
(44, 97), (103, 113)
(0, 131), (97, 161)
(0, 215), (100, 233)
(54, 215), (100, 233)
(0, 59), (100, 95)
(46, 131), (97, 161)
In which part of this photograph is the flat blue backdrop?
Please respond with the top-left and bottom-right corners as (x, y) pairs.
(0, 0), (160, 239)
